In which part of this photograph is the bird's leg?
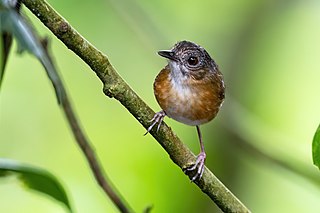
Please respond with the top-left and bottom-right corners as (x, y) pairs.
(185, 125), (206, 182)
(144, 110), (166, 135)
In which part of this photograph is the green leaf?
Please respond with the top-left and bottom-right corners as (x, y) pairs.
(0, 3), (65, 104)
(0, 159), (72, 212)
(0, 1), (19, 89)
(312, 124), (320, 169)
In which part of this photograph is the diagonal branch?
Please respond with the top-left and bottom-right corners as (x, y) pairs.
(21, 0), (250, 212)
(61, 94), (132, 213)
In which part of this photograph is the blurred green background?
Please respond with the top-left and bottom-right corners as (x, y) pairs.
(1, 0), (320, 212)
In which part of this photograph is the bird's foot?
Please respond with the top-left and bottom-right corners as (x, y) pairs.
(144, 110), (166, 135)
(184, 152), (206, 182)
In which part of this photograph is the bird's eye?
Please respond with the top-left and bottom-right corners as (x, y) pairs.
(187, 56), (199, 66)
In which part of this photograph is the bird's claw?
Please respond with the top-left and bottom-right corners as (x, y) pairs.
(144, 110), (166, 135)
(184, 152), (206, 182)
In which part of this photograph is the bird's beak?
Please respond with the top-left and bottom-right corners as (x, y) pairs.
(158, 50), (177, 61)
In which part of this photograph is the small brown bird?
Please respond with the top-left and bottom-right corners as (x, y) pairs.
(146, 41), (225, 181)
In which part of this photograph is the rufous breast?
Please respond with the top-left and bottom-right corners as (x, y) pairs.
(154, 66), (225, 126)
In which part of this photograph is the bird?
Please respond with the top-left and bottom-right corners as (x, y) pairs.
(145, 40), (225, 181)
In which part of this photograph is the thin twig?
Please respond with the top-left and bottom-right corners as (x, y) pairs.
(16, 3), (133, 213)
(61, 96), (132, 213)
(21, 0), (250, 212)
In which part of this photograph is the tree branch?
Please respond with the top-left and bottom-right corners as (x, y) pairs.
(21, 0), (250, 212)
(61, 94), (132, 213)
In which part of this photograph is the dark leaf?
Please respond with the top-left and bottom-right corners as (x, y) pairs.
(0, 159), (72, 212)
(143, 204), (153, 213)
(312, 124), (320, 170)
(0, 32), (13, 88)
(0, 3), (65, 103)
